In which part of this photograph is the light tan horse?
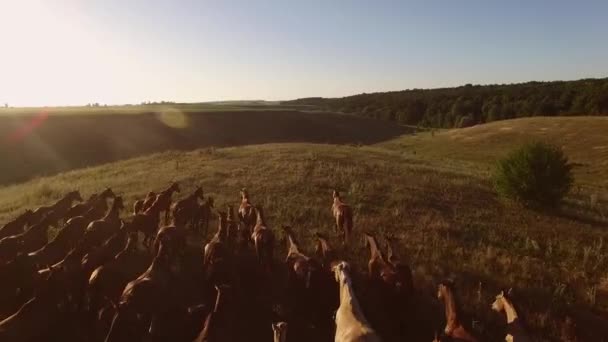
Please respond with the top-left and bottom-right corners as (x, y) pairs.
(272, 322), (288, 342)
(332, 190), (354, 244)
(332, 261), (381, 342)
(492, 289), (530, 342)
(437, 281), (477, 342)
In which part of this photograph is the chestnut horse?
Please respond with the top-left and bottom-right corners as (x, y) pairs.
(492, 289), (531, 342)
(238, 188), (257, 234)
(251, 207), (274, 274)
(437, 281), (478, 342)
(332, 190), (353, 244)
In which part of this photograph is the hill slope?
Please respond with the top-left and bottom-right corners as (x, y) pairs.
(0, 110), (407, 185)
(0, 130), (607, 339)
(380, 116), (608, 193)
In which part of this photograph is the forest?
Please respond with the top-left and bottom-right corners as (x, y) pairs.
(284, 78), (608, 128)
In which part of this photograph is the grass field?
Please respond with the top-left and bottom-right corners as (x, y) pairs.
(0, 115), (607, 340)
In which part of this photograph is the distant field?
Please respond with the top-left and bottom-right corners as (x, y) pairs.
(0, 102), (316, 115)
(0, 108), (407, 185)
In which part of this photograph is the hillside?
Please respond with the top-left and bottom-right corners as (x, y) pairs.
(381, 117), (608, 192)
(284, 77), (608, 128)
(1, 117), (607, 339)
(0, 109), (407, 185)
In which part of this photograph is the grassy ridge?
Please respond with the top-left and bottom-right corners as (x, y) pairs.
(0, 110), (406, 185)
(0, 137), (607, 340)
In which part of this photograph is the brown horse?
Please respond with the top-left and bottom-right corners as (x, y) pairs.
(238, 188), (257, 234)
(31, 190), (83, 224)
(332, 190), (353, 244)
(80, 197), (125, 250)
(364, 232), (413, 296)
(437, 281), (478, 342)
(0, 211), (59, 262)
(315, 232), (337, 270)
(133, 191), (157, 215)
(203, 212), (231, 284)
(28, 216), (89, 267)
(193, 285), (235, 342)
(171, 186), (204, 229)
(157, 182), (181, 225)
(491, 289), (531, 342)
(88, 231), (150, 325)
(197, 197), (215, 236)
(0, 210), (34, 240)
(131, 195), (166, 248)
(251, 207), (274, 274)
(65, 188), (115, 220)
(104, 240), (179, 342)
(283, 225), (316, 289)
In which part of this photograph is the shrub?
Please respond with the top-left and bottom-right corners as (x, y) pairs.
(493, 142), (573, 207)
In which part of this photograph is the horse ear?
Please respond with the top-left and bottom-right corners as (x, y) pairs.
(507, 287), (513, 296)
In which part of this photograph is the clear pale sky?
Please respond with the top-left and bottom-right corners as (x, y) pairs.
(0, 0), (606, 106)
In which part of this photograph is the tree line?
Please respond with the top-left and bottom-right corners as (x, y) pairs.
(284, 78), (608, 128)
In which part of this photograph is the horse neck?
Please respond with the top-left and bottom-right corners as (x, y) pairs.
(164, 186), (177, 197)
(502, 298), (518, 323)
(104, 202), (121, 220)
(442, 288), (459, 324)
(255, 211), (265, 226)
(333, 197), (343, 207)
(337, 269), (365, 321)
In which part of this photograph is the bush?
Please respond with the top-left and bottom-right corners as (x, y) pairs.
(493, 142), (573, 207)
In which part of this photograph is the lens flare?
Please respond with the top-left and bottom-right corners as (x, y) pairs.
(156, 108), (189, 129)
(4, 111), (49, 144)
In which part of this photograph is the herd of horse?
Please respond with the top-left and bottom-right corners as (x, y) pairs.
(0, 183), (529, 341)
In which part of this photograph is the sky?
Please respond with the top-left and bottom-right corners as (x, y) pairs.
(0, 0), (606, 107)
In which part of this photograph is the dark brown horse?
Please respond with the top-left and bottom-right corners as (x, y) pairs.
(0, 211), (59, 262)
(28, 216), (89, 267)
(31, 190), (83, 224)
(197, 197), (215, 236)
(0, 210), (34, 240)
(203, 211), (230, 284)
(132, 195), (165, 248)
(65, 188), (115, 220)
(80, 197), (125, 250)
(87, 231), (150, 325)
(104, 240), (179, 342)
(193, 285), (236, 342)
(157, 182), (181, 225)
(171, 186), (204, 228)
